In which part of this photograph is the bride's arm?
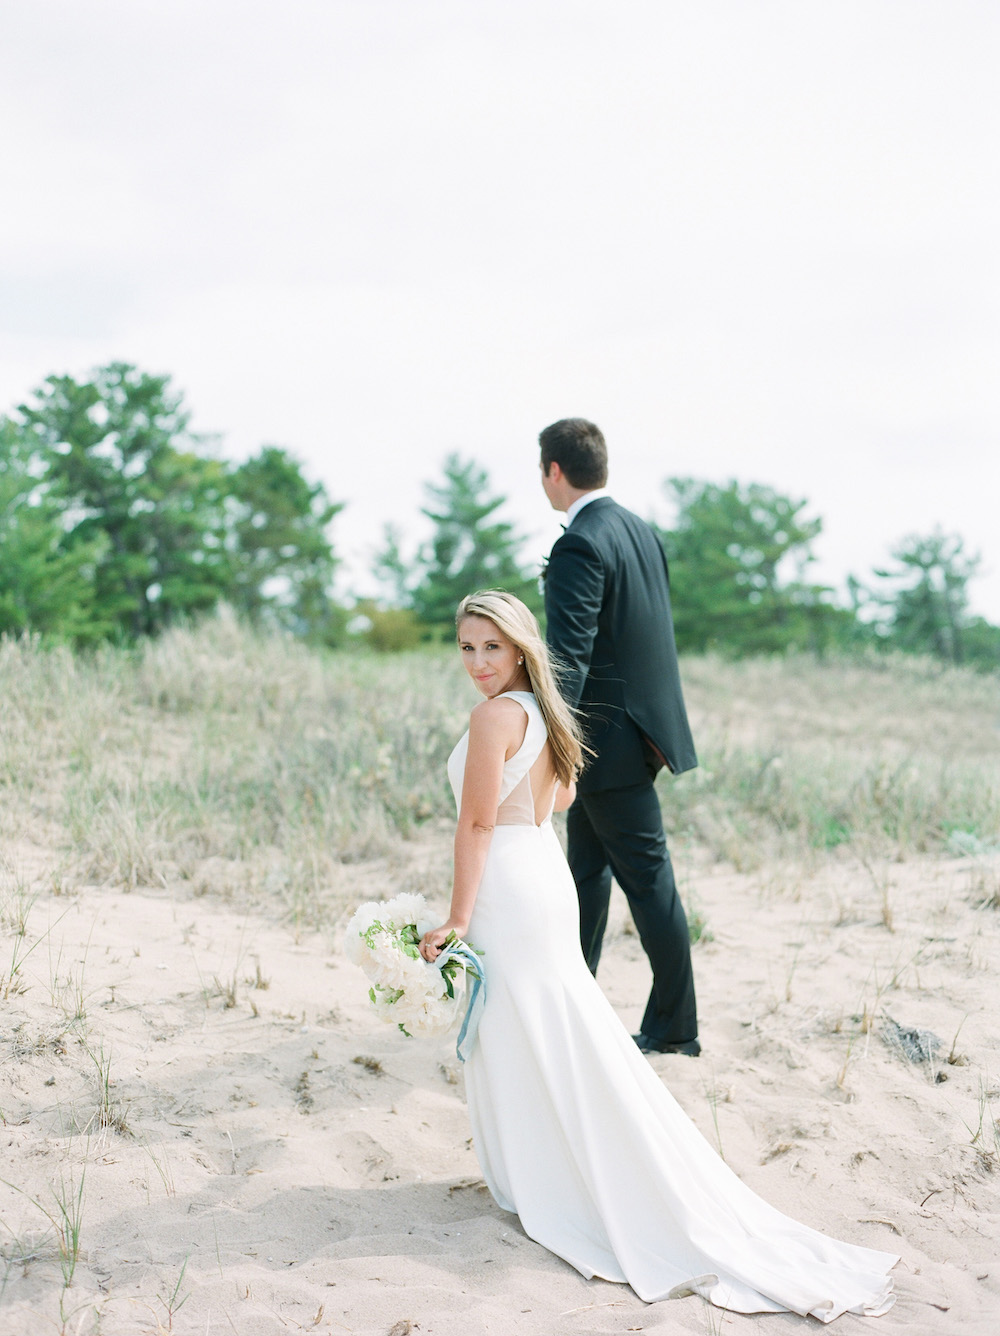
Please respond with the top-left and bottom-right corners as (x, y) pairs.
(419, 699), (517, 960)
(553, 779), (576, 812)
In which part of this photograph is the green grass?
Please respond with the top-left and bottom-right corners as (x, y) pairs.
(665, 651), (1000, 868)
(2, 621), (997, 920)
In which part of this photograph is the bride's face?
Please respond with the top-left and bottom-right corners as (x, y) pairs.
(457, 616), (523, 697)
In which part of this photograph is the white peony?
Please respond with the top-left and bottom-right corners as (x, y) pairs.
(343, 899), (384, 964)
(363, 935), (428, 992)
(401, 989), (460, 1036)
(343, 893), (446, 966)
(382, 892), (428, 929)
(413, 964), (449, 1003)
(370, 986), (401, 1023)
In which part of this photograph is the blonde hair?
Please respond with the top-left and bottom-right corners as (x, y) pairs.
(455, 591), (588, 787)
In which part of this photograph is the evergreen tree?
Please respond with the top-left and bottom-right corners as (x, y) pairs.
(3, 363), (344, 644)
(961, 616), (1000, 670)
(870, 530), (982, 664)
(657, 478), (846, 654)
(410, 455), (540, 630)
(17, 363), (231, 636)
(0, 421), (106, 640)
(371, 522), (414, 609)
(227, 445), (343, 644)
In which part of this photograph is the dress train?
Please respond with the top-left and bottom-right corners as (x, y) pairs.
(449, 693), (897, 1321)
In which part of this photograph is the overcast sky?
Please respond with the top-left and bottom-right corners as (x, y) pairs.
(2, 0), (998, 616)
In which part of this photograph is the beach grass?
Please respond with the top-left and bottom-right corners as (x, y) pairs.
(2, 618), (997, 924)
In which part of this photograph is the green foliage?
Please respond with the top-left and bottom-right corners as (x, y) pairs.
(657, 478), (847, 655)
(375, 455), (541, 634)
(863, 529), (995, 669)
(0, 421), (107, 642)
(1, 363), (343, 645)
(352, 600), (423, 652)
(658, 481), (998, 668)
(962, 616), (1000, 669)
(6, 360), (996, 668)
(227, 444), (344, 643)
(17, 362), (232, 637)
(372, 522), (413, 610)
(414, 455), (541, 628)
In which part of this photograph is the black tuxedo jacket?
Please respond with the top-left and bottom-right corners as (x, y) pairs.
(544, 497), (697, 793)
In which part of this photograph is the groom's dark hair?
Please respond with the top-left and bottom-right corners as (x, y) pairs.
(539, 418), (608, 489)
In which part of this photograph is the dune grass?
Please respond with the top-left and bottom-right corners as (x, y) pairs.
(671, 652), (1000, 868)
(2, 619), (997, 921)
(2, 618), (469, 924)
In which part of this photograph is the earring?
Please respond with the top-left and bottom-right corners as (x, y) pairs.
(518, 656), (524, 664)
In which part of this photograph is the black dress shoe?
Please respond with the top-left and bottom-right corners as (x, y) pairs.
(633, 1032), (701, 1057)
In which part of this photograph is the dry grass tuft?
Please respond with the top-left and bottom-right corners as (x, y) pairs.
(2, 621), (997, 929)
(1, 619), (469, 926)
(669, 651), (1000, 865)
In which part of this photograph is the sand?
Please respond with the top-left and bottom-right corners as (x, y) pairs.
(2, 835), (999, 1335)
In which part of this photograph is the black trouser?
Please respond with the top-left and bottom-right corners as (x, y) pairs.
(567, 781), (698, 1044)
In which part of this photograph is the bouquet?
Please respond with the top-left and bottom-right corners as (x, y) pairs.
(343, 892), (485, 1059)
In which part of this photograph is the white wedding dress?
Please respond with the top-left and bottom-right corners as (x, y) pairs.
(449, 691), (897, 1322)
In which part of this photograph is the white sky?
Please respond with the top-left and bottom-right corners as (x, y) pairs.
(2, 0), (998, 616)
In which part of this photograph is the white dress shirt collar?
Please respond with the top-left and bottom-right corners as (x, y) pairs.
(565, 488), (610, 527)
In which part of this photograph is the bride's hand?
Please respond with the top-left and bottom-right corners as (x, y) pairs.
(419, 925), (449, 962)
(419, 920), (466, 962)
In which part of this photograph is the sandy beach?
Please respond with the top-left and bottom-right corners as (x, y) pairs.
(3, 825), (998, 1335)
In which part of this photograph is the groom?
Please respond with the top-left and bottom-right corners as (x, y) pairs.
(539, 418), (700, 1056)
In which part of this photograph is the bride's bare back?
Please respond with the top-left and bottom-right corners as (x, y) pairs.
(495, 741), (559, 828)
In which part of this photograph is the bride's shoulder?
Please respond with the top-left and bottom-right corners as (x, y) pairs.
(469, 694), (527, 737)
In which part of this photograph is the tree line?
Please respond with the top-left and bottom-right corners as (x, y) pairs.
(2, 363), (997, 669)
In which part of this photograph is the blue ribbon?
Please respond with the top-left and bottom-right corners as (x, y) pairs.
(435, 942), (486, 1062)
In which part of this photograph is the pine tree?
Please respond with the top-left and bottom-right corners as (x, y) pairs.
(18, 363), (231, 636)
(656, 478), (844, 654)
(4, 363), (344, 643)
(227, 445), (343, 642)
(410, 455), (540, 630)
(0, 421), (105, 640)
(872, 530), (981, 664)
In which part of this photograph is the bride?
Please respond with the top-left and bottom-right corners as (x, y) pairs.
(418, 590), (897, 1323)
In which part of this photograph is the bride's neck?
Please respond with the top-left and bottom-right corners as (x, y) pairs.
(490, 673), (531, 697)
